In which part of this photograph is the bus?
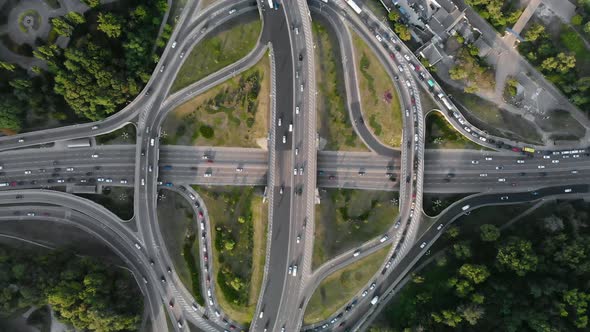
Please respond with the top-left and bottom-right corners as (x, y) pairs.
(440, 97), (453, 111)
(523, 147), (535, 153)
(427, 79), (435, 88)
(345, 0), (362, 14)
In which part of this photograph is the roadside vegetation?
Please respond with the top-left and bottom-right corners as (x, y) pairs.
(447, 45), (495, 94)
(313, 189), (398, 269)
(464, 0), (522, 32)
(305, 245), (391, 324)
(351, 31), (403, 148)
(436, 79), (543, 144)
(0, 0), (169, 133)
(170, 16), (261, 93)
(373, 199), (590, 331)
(422, 193), (471, 217)
(192, 186), (267, 325)
(96, 123), (137, 145)
(312, 19), (367, 151)
(518, 20), (590, 112)
(0, 245), (142, 331)
(78, 186), (134, 220)
(425, 112), (486, 150)
(157, 189), (204, 305)
(162, 55), (269, 147)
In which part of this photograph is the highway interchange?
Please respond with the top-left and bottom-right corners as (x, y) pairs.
(0, 0), (588, 331)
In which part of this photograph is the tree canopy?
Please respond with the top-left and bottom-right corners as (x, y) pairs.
(0, 245), (142, 331)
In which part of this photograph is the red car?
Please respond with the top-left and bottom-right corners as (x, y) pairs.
(9, 181), (16, 187)
(204, 253), (208, 262)
(329, 175), (336, 180)
(198, 210), (204, 219)
(389, 53), (396, 60)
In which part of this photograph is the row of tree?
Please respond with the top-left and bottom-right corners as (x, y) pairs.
(448, 45), (495, 93)
(0, 245), (142, 331)
(465, 0), (522, 31)
(375, 200), (590, 331)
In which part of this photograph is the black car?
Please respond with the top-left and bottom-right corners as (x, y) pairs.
(47, 179), (55, 183)
(54, 167), (61, 172)
(298, 53), (303, 61)
(86, 171), (93, 176)
(95, 166), (101, 170)
(30, 180), (37, 185)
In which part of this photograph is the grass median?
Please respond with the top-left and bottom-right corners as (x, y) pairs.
(170, 16), (262, 93)
(351, 31), (402, 148)
(313, 189), (398, 269)
(157, 189), (204, 305)
(304, 245), (391, 324)
(192, 186), (266, 325)
(162, 55), (270, 148)
(312, 19), (368, 151)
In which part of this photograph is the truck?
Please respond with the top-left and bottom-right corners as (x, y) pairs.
(427, 79), (435, 89)
(523, 147), (535, 154)
(370, 296), (379, 305)
(440, 97), (453, 111)
(345, 0), (362, 14)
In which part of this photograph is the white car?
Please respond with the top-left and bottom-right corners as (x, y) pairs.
(120, 179), (128, 184)
(57, 179), (65, 183)
(375, 34), (383, 42)
(369, 282), (376, 290)
(498, 178), (506, 182)
(171, 41), (177, 48)
(24, 170), (31, 175)
(564, 188), (572, 193)
(288, 266), (293, 275)
(571, 170), (579, 174)
(500, 196), (508, 200)
(362, 290), (368, 297)
(294, 168), (298, 176)
(543, 155), (551, 159)
(300, 84), (304, 92)
(464, 127), (471, 133)
(278, 118), (282, 126)
(380, 235), (388, 243)
(26, 212), (36, 217)
(437, 224), (444, 230)
(228, 9), (236, 14)
(517, 160), (525, 164)
(479, 137), (487, 142)
(18, 138), (24, 143)
(485, 156), (493, 161)
(295, 148), (299, 155)
(282, 135), (286, 144)
(66, 167), (74, 171)
(552, 159), (559, 164)
(398, 65), (404, 72)
(405, 109), (409, 117)
(148, 165), (153, 172)
(295, 27), (299, 35)
(292, 265), (298, 276)
(296, 235), (301, 244)
(179, 52), (184, 58)
(479, 173), (488, 177)
(471, 160), (479, 164)
(236, 167), (243, 172)
(403, 54), (411, 61)
(420, 242), (427, 249)
(134, 243), (141, 250)
(141, 178), (145, 186)
(91, 154), (99, 158)
(394, 221), (401, 229)
(105, 178), (113, 183)
(299, 166), (304, 175)
(353, 250), (360, 257)
(91, 125), (99, 130)
(204, 172), (212, 177)
(160, 65), (165, 72)
(538, 165), (545, 169)
(295, 106), (300, 115)
(573, 154), (580, 158)
(289, 123), (293, 132)
(97, 178), (104, 182)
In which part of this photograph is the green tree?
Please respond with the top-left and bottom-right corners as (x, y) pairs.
(562, 289), (590, 328)
(432, 309), (463, 327)
(464, 84), (479, 93)
(453, 242), (472, 260)
(458, 304), (484, 325)
(459, 264), (490, 284)
(584, 22), (590, 35)
(97, 12), (122, 38)
(388, 11), (400, 22)
(0, 94), (25, 131)
(51, 17), (73, 37)
(65, 12), (85, 25)
(0, 61), (16, 71)
(571, 14), (583, 26)
(82, 0), (100, 8)
(496, 238), (538, 276)
(449, 66), (469, 80)
(446, 225), (460, 239)
(480, 224), (500, 242)
(394, 23), (411, 41)
(525, 23), (546, 42)
(556, 52), (576, 72)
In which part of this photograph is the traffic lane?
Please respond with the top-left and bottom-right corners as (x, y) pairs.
(254, 4), (295, 331)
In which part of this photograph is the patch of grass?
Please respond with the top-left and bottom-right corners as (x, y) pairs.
(96, 123), (137, 145)
(157, 189), (204, 305)
(436, 78), (542, 144)
(535, 109), (586, 140)
(351, 31), (403, 147)
(559, 25), (590, 72)
(425, 112), (486, 150)
(312, 19), (367, 151)
(313, 189), (398, 269)
(78, 186), (134, 220)
(171, 17), (262, 93)
(304, 245), (391, 324)
(163, 55), (269, 147)
(422, 193), (470, 217)
(192, 186), (266, 325)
